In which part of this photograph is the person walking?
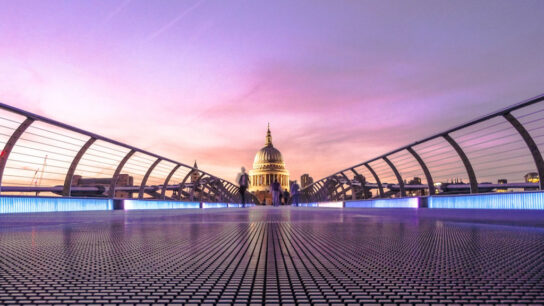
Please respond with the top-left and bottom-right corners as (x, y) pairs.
(238, 167), (250, 207)
(271, 179), (281, 207)
(283, 189), (290, 205)
(290, 180), (300, 207)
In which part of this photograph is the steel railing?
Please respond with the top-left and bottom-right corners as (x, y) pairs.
(301, 94), (544, 202)
(0, 102), (257, 204)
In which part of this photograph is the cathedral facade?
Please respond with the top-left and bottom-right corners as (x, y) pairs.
(248, 125), (290, 205)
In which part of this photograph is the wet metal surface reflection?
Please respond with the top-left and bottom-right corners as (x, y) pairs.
(1, 207), (544, 304)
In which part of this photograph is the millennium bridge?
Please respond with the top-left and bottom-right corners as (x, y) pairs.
(1, 95), (544, 304)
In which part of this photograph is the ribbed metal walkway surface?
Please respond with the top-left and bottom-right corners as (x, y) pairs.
(1, 207), (544, 304)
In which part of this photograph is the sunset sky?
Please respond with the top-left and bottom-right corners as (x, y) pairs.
(1, 0), (544, 182)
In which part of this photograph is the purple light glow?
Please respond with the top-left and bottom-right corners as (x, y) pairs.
(1, 0), (543, 180)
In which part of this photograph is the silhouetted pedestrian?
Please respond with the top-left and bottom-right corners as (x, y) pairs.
(290, 180), (300, 206)
(283, 189), (290, 205)
(238, 167), (250, 207)
(271, 179), (281, 206)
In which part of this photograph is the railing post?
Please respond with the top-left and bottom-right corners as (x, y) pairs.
(382, 156), (406, 197)
(504, 112), (544, 190)
(138, 158), (162, 199)
(109, 149), (135, 198)
(406, 147), (435, 195)
(63, 137), (96, 196)
(443, 134), (478, 193)
(364, 163), (384, 198)
(0, 118), (34, 193)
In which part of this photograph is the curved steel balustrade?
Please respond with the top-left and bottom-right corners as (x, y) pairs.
(302, 94), (544, 202)
(0, 102), (257, 204)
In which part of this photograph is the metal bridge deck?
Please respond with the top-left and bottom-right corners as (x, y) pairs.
(1, 207), (544, 304)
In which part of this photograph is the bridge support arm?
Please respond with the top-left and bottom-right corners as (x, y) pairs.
(109, 149), (135, 198)
(350, 168), (368, 199)
(161, 164), (181, 199)
(383, 156), (405, 197)
(504, 112), (544, 190)
(139, 158), (162, 199)
(0, 118), (35, 192)
(443, 134), (478, 193)
(339, 172), (356, 200)
(63, 137), (96, 196)
(315, 181), (327, 201)
(177, 169), (195, 200)
(364, 163), (384, 198)
(310, 184), (321, 202)
(407, 147), (435, 195)
(330, 176), (345, 201)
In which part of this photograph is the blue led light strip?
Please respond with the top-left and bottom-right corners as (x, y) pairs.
(124, 200), (200, 210)
(428, 192), (544, 209)
(0, 196), (113, 214)
(345, 198), (419, 208)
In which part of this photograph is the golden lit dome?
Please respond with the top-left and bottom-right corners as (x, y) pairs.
(252, 124), (286, 170)
(248, 124), (290, 199)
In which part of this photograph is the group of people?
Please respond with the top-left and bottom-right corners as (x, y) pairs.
(238, 167), (300, 206)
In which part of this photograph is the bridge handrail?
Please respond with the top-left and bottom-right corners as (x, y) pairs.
(0, 102), (257, 204)
(302, 93), (544, 202)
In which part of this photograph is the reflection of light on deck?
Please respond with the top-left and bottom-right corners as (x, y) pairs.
(428, 192), (544, 209)
(124, 200), (199, 210)
(345, 198), (419, 208)
(227, 203), (256, 208)
(202, 202), (228, 208)
(0, 196), (113, 213)
(297, 203), (318, 207)
(318, 201), (344, 208)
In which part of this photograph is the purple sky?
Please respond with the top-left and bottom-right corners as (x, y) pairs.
(1, 0), (543, 182)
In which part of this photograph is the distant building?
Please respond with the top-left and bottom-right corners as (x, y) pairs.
(408, 177), (422, 185)
(525, 172), (539, 184)
(248, 125), (289, 205)
(184, 161), (201, 200)
(70, 174), (133, 198)
(524, 172), (539, 191)
(406, 176), (425, 196)
(190, 161), (200, 183)
(497, 178), (507, 192)
(352, 174), (373, 199)
(300, 174), (313, 189)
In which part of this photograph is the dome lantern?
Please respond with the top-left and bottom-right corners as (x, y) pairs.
(265, 122), (272, 147)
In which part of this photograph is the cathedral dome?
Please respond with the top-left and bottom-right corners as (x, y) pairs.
(253, 146), (284, 169)
(248, 124), (290, 199)
(252, 125), (286, 170)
